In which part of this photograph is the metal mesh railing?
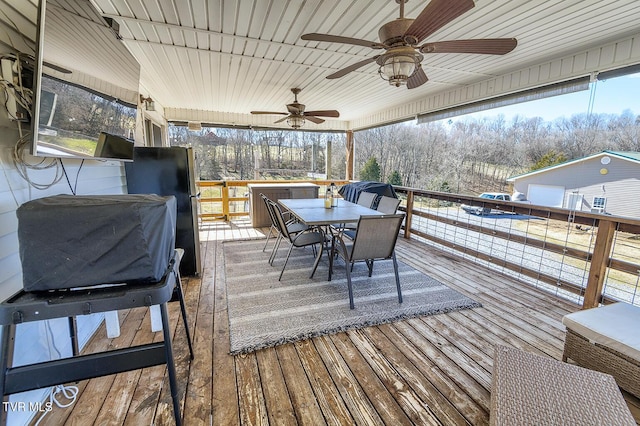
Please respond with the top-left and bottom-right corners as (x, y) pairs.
(395, 188), (640, 308)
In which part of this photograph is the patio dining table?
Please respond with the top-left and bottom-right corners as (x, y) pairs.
(278, 198), (383, 226)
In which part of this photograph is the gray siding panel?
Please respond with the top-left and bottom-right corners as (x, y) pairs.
(513, 155), (640, 217)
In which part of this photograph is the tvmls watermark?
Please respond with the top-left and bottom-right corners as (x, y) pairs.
(2, 401), (53, 412)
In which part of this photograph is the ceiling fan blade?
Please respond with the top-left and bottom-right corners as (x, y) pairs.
(420, 38), (517, 55)
(405, 0), (475, 44)
(327, 56), (379, 79)
(274, 116), (290, 124)
(304, 110), (340, 118)
(407, 65), (428, 89)
(251, 111), (288, 115)
(305, 116), (325, 124)
(301, 33), (384, 49)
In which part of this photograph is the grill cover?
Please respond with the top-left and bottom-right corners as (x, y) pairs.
(338, 182), (397, 208)
(17, 194), (176, 292)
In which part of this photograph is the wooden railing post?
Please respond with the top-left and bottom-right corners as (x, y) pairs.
(404, 190), (414, 240)
(582, 219), (616, 309)
(222, 182), (230, 221)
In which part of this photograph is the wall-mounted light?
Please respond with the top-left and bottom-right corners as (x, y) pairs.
(140, 95), (155, 111)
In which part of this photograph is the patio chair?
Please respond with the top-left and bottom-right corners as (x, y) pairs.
(261, 193), (307, 263)
(356, 191), (377, 208)
(336, 191), (379, 236)
(268, 200), (326, 281)
(376, 195), (400, 214)
(330, 214), (405, 309)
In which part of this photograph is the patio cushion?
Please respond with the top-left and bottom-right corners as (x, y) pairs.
(562, 302), (640, 362)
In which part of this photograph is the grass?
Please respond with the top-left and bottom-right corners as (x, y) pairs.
(39, 135), (96, 156)
(512, 217), (640, 298)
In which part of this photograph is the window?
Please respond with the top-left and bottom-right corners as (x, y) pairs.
(592, 196), (606, 213)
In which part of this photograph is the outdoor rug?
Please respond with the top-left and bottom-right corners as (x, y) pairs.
(224, 239), (481, 355)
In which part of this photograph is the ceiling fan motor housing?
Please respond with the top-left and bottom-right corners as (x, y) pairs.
(378, 18), (415, 46)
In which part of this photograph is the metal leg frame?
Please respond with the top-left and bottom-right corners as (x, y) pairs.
(309, 243), (324, 279)
(345, 260), (355, 310)
(269, 234), (283, 265)
(262, 225), (275, 252)
(172, 269), (195, 361)
(0, 326), (15, 425)
(160, 303), (182, 426)
(330, 239), (401, 310)
(68, 317), (79, 356)
(0, 301), (183, 426)
(392, 252), (403, 304)
(278, 241), (324, 281)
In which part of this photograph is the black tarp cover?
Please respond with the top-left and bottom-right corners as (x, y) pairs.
(338, 181), (397, 208)
(17, 194), (177, 292)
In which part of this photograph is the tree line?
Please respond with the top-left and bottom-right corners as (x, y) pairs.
(352, 111), (639, 194)
(42, 76), (136, 139)
(169, 110), (639, 196)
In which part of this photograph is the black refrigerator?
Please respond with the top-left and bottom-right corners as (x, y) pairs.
(125, 147), (201, 276)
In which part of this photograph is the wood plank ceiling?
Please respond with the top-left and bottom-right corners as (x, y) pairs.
(5, 0), (640, 131)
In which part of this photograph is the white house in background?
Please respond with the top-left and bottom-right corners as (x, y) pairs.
(507, 151), (640, 218)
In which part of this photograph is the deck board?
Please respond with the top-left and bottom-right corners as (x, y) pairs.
(31, 220), (640, 425)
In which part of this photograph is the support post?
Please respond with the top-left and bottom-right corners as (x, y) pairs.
(404, 190), (414, 240)
(582, 219), (616, 309)
(345, 131), (354, 180)
(326, 139), (332, 180)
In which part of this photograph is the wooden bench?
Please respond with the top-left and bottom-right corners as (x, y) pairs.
(491, 345), (634, 425)
(562, 302), (640, 399)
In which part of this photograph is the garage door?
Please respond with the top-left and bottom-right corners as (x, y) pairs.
(527, 184), (565, 207)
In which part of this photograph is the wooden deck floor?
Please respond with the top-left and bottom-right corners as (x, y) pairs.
(33, 219), (640, 425)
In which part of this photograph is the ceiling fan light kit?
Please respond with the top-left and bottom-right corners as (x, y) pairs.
(287, 115), (305, 129)
(377, 47), (424, 87)
(302, 0), (517, 90)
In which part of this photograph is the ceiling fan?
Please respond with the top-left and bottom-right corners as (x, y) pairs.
(301, 0), (517, 89)
(250, 88), (340, 129)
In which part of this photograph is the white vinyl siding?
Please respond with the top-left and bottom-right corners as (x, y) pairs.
(512, 153), (640, 218)
(0, 124), (128, 425)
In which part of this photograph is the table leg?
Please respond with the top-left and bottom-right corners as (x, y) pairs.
(328, 233), (335, 281)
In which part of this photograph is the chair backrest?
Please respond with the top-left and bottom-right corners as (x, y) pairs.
(267, 200), (292, 241)
(376, 196), (400, 214)
(261, 193), (279, 228)
(349, 214), (404, 261)
(356, 191), (377, 208)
